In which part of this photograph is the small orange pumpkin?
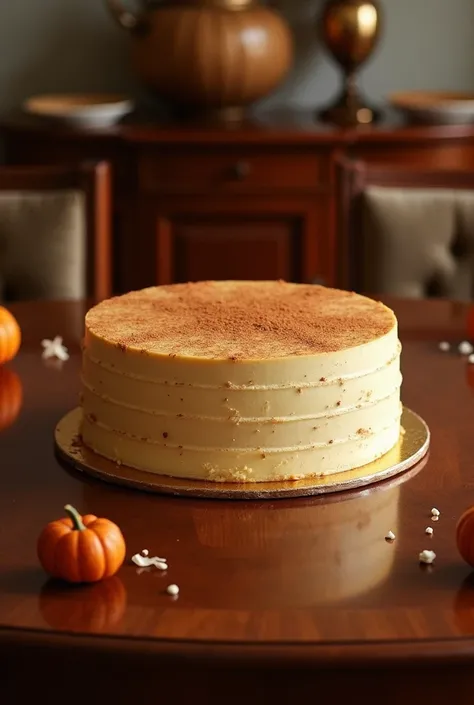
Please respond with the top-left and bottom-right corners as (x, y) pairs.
(0, 366), (23, 431)
(0, 306), (21, 365)
(456, 506), (474, 568)
(37, 504), (126, 583)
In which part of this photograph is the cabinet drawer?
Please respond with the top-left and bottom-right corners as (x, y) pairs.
(138, 150), (328, 193)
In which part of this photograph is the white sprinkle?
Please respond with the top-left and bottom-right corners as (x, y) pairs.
(425, 527), (434, 535)
(141, 549), (149, 556)
(41, 335), (69, 361)
(419, 549), (436, 564)
(431, 507), (440, 517)
(385, 530), (396, 541)
(459, 341), (474, 355)
(469, 354), (474, 365)
(438, 341), (450, 352)
(166, 584), (179, 596)
(131, 553), (167, 569)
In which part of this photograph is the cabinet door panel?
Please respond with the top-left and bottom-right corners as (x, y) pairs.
(161, 216), (300, 283)
(120, 196), (330, 292)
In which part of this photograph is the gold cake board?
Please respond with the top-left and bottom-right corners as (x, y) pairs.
(54, 407), (430, 500)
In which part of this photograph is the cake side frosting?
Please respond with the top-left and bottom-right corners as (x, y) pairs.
(80, 281), (402, 482)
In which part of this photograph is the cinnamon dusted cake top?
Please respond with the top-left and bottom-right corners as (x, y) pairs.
(85, 280), (396, 360)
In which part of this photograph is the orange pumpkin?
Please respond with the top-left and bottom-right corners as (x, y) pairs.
(0, 366), (23, 431)
(39, 575), (127, 632)
(456, 506), (474, 568)
(37, 504), (126, 583)
(0, 306), (21, 365)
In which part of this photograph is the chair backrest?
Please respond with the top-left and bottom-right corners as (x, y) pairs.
(336, 158), (474, 299)
(0, 161), (111, 303)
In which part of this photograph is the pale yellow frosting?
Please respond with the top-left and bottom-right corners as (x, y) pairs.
(80, 281), (402, 482)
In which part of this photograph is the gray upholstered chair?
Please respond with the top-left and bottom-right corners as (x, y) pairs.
(336, 159), (474, 299)
(0, 161), (112, 303)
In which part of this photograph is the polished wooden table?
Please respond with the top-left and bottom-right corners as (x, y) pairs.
(2, 298), (474, 703)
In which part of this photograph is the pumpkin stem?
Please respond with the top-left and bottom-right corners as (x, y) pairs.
(64, 504), (86, 531)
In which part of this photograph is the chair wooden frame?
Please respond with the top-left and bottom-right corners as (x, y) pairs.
(0, 160), (112, 301)
(336, 157), (474, 292)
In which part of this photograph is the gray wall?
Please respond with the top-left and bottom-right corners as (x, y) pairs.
(1, 0), (474, 116)
(264, 0), (474, 111)
(0, 0), (135, 114)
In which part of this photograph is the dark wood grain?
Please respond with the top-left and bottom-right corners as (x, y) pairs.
(8, 108), (474, 142)
(4, 113), (474, 294)
(138, 195), (326, 288)
(81, 161), (113, 303)
(1, 297), (474, 702)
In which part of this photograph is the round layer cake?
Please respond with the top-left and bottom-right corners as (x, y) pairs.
(80, 281), (402, 482)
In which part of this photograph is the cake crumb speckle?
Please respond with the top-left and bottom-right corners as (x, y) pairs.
(459, 341), (473, 355)
(419, 549), (436, 565)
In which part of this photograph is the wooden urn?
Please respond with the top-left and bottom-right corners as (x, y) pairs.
(106, 0), (294, 121)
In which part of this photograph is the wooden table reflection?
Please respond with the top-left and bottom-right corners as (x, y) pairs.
(1, 297), (474, 704)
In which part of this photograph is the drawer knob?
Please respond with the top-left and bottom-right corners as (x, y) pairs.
(232, 161), (251, 180)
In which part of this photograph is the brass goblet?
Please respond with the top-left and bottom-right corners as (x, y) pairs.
(318, 0), (382, 126)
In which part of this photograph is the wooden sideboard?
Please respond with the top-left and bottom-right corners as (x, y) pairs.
(3, 111), (474, 294)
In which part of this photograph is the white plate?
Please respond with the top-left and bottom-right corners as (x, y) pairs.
(23, 93), (134, 129)
(389, 91), (474, 125)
